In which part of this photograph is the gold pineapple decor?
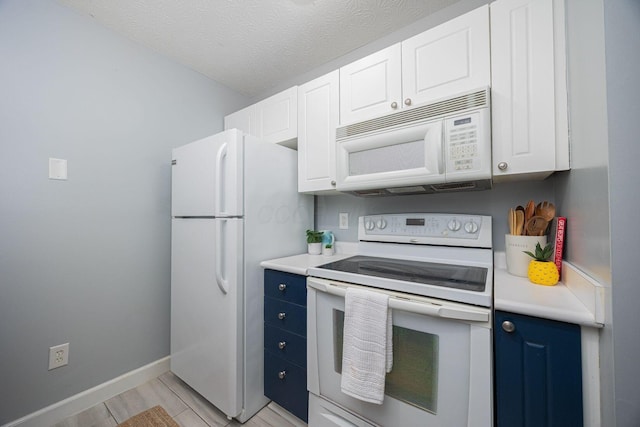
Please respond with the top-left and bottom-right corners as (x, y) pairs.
(524, 242), (559, 286)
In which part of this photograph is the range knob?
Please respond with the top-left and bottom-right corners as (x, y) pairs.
(376, 218), (387, 229)
(447, 219), (461, 231)
(364, 218), (375, 230)
(464, 221), (479, 234)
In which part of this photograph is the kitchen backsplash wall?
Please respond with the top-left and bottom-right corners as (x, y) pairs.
(316, 180), (555, 251)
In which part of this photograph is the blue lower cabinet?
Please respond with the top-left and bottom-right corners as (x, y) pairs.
(494, 310), (583, 427)
(264, 324), (306, 366)
(264, 351), (309, 422)
(264, 269), (308, 422)
(264, 296), (306, 336)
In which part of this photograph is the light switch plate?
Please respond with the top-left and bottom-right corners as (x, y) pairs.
(339, 212), (349, 229)
(49, 158), (67, 180)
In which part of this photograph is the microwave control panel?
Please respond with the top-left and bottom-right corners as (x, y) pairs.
(444, 109), (491, 180)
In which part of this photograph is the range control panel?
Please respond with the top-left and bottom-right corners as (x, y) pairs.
(358, 213), (492, 248)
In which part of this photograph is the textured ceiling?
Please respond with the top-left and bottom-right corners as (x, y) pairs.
(57, 0), (461, 97)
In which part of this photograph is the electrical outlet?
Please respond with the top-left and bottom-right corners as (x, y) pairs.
(48, 343), (69, 370)
(339, 212), (349, 229)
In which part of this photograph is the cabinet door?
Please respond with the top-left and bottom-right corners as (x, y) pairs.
(254, 86), (298, 145)
(224, 105), (254, 136)
(494, 311), (583, 427)
(339, 44), (402, 125)
(264, 351), (309, 422)
(491, 0), (566, 179)
(402, 5), (490, 107)
(298, 71), (339, 193)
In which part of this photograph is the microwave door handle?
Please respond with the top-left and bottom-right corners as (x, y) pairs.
(424, 123), (444, 174)
(307, 280), (488, 322)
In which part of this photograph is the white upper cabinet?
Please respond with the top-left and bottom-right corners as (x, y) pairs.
(339, 5), (490, 125)
(297, 71), (340, 194)
(224, 105), (253, 136)
(402, 5), (490, 107)
(254, 86), (297, 146)
(490, 0), (569, 180)
(224, 86), (298, 148)
(339, 45), (402, 125)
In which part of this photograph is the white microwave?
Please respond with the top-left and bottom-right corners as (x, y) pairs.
(335, 88), (491, 196)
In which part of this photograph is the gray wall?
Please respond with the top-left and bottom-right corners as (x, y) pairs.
(602, 0), (640, 425)
(558, 0), (615, 424)
(0, 0), (247, 424)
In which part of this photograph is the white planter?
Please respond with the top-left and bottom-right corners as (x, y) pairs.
(505, 234), (548, 277)
(308, 242), (322, 255)
(322, 246), (334, 256)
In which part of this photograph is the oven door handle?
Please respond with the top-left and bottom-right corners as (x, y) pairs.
(308, 280), (489, 322)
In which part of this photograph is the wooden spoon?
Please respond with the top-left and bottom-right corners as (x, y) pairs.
(515, 210), (525, 235)
(524, 200), (535, 223)
(508, 208), (515, 234)
(525, 216), (549, 236)
(535, 201), (556, 222)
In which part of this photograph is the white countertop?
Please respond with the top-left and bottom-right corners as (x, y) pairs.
(260, 242), (357, 275)
(494, 252), (604, 328)
(260, 252), (353, 275)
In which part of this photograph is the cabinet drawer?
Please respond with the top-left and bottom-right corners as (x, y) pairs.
(264, 269), (306, 305)
(264, 351), (308, 422)
(264, 296), (306, 336)
(265, 324), (306, 367)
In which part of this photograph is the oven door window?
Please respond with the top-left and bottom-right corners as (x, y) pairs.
(333, 310), (438, 414)
(312, 290), (489, 427)
(333, 309), (439, 413)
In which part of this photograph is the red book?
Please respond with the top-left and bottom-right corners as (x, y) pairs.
(549, 217), (567, 277)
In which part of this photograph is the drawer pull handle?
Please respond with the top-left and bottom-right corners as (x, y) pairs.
(278, 341), (287, 350)
(278, 370), (286, 380)
(278, 283), (287, 291)
(277, 312), (286, 320)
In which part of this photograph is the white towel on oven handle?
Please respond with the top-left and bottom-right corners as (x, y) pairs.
(340, 287), (393, 405)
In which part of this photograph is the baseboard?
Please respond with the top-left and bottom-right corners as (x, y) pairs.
(2, 356), (170, 427)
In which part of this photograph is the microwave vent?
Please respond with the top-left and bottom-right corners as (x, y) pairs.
(337, 87), (489, 139)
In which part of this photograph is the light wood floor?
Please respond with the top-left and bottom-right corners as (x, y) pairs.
(54, 371), (304, 427)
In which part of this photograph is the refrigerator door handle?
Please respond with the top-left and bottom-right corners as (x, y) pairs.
(215, 219), (229, 294)
(215, 142), (228, 216)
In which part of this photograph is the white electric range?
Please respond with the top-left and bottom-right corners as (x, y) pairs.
(306, 213), (493, 427)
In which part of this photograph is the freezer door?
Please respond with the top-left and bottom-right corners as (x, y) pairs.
(170, 217), (243, 418)
(171, 130), (243, 217)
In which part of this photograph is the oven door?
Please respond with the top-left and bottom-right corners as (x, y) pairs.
(307, 278), (492, 427)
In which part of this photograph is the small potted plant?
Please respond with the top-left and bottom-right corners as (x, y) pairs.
(322, 243), (334, 256)
(306, 229), (324, 255)
(524, 242), (559, 286)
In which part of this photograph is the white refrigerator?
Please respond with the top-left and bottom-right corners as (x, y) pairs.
(170, 129), (313, 422)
